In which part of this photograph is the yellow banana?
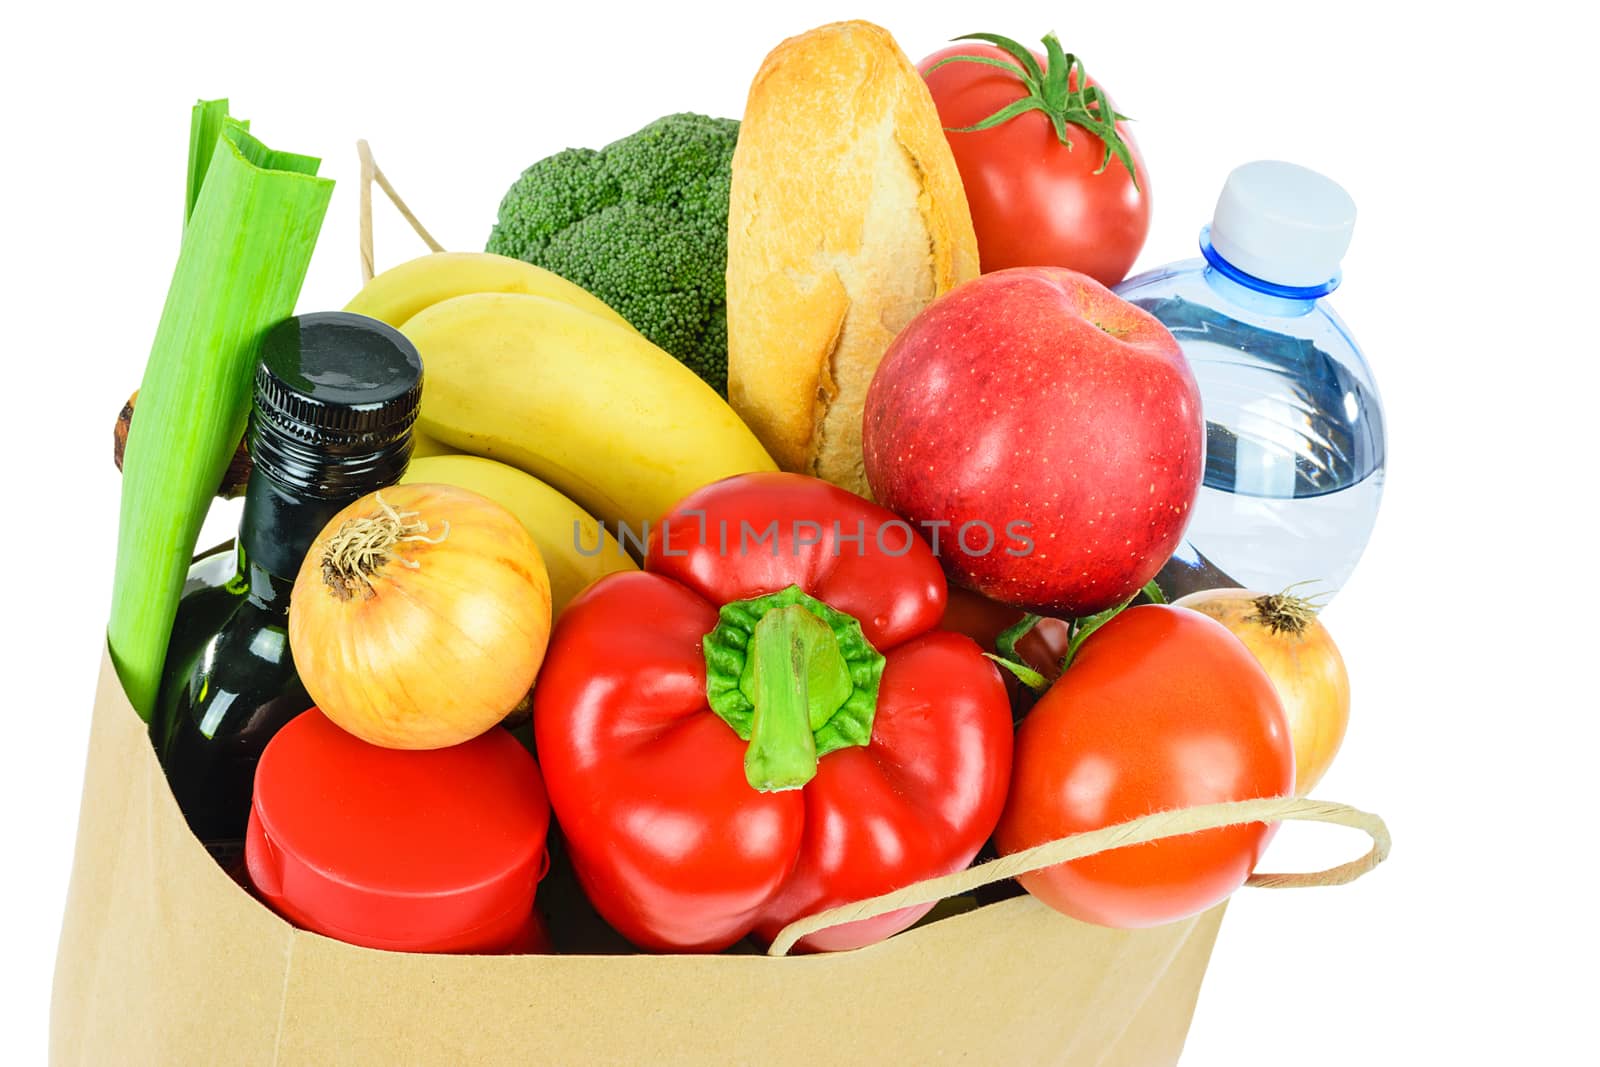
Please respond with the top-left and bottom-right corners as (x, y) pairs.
(400, 293), (777, 530)
(402, 454), (636, 616)
(409, 426), (457, 459)
(346, 251), (636, 333)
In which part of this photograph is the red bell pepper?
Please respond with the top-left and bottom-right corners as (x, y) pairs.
(532, 472), (1013, 953)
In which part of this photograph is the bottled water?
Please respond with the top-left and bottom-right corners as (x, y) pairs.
(1116, 161), (1385, 602)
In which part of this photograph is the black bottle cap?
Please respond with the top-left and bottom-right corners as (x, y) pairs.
(248, 312), (424, 495)
(254, 312), (423, 447)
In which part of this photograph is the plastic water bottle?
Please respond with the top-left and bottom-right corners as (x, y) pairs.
(1115, 161), (1385, 602)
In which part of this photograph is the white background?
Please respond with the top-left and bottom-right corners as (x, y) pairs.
(3, 0), (1594, 1063)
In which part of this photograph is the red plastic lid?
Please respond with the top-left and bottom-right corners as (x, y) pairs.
(246, 709), (550, 953)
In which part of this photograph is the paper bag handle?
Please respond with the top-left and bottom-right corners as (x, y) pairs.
(357, 139), (444, 285)
(767, 796), (1390, 958)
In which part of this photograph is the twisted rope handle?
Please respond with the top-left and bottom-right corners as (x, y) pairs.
(768, 796), (1390, 957)
(357, 139), (444, 284)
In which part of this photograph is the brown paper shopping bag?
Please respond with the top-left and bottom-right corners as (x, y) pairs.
(56, 141), (1391, 1065)
(51, 646), (1386, 1065)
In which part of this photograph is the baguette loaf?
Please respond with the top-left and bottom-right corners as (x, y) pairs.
(726, 20), (979, 498)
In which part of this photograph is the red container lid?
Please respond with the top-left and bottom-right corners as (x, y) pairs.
(246, 709), (550, 954)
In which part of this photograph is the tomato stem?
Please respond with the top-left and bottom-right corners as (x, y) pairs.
(929, 31), (1141, 189)
(1059, 581), (1168, 673)
(984, 652), (1048, 695)
(996, 613), (1042, 661)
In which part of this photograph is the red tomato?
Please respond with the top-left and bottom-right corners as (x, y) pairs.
(919, 35), (1151, 287)
(995, 605), (1294, 928)
(939, 585), (1071, 684)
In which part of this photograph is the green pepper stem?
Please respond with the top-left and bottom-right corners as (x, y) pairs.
(743, 605), (851, 792)
(702, 585), (885, 785)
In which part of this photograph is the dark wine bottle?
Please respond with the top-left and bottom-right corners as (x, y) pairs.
(151, 311), (423, 867)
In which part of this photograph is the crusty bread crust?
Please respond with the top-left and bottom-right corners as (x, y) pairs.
(727, 20), (980, 498)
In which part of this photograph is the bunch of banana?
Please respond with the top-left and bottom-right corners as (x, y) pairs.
(401, 455), (635, 616)
(346, 252), (776, 532)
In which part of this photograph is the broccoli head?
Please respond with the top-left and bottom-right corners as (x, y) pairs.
(487, 113), (739, 395)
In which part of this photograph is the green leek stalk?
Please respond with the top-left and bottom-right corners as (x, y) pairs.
(185, 99), (245, 225)
(110, 110), (333, 720)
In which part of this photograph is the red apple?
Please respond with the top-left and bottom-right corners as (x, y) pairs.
(862, 267), (1202, 616)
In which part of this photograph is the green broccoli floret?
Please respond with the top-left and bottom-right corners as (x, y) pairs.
(487, 113), (739, 395)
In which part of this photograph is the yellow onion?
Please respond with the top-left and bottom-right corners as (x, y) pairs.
(289, 484), (552, 749)
(1174, 587), (1349, 794)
